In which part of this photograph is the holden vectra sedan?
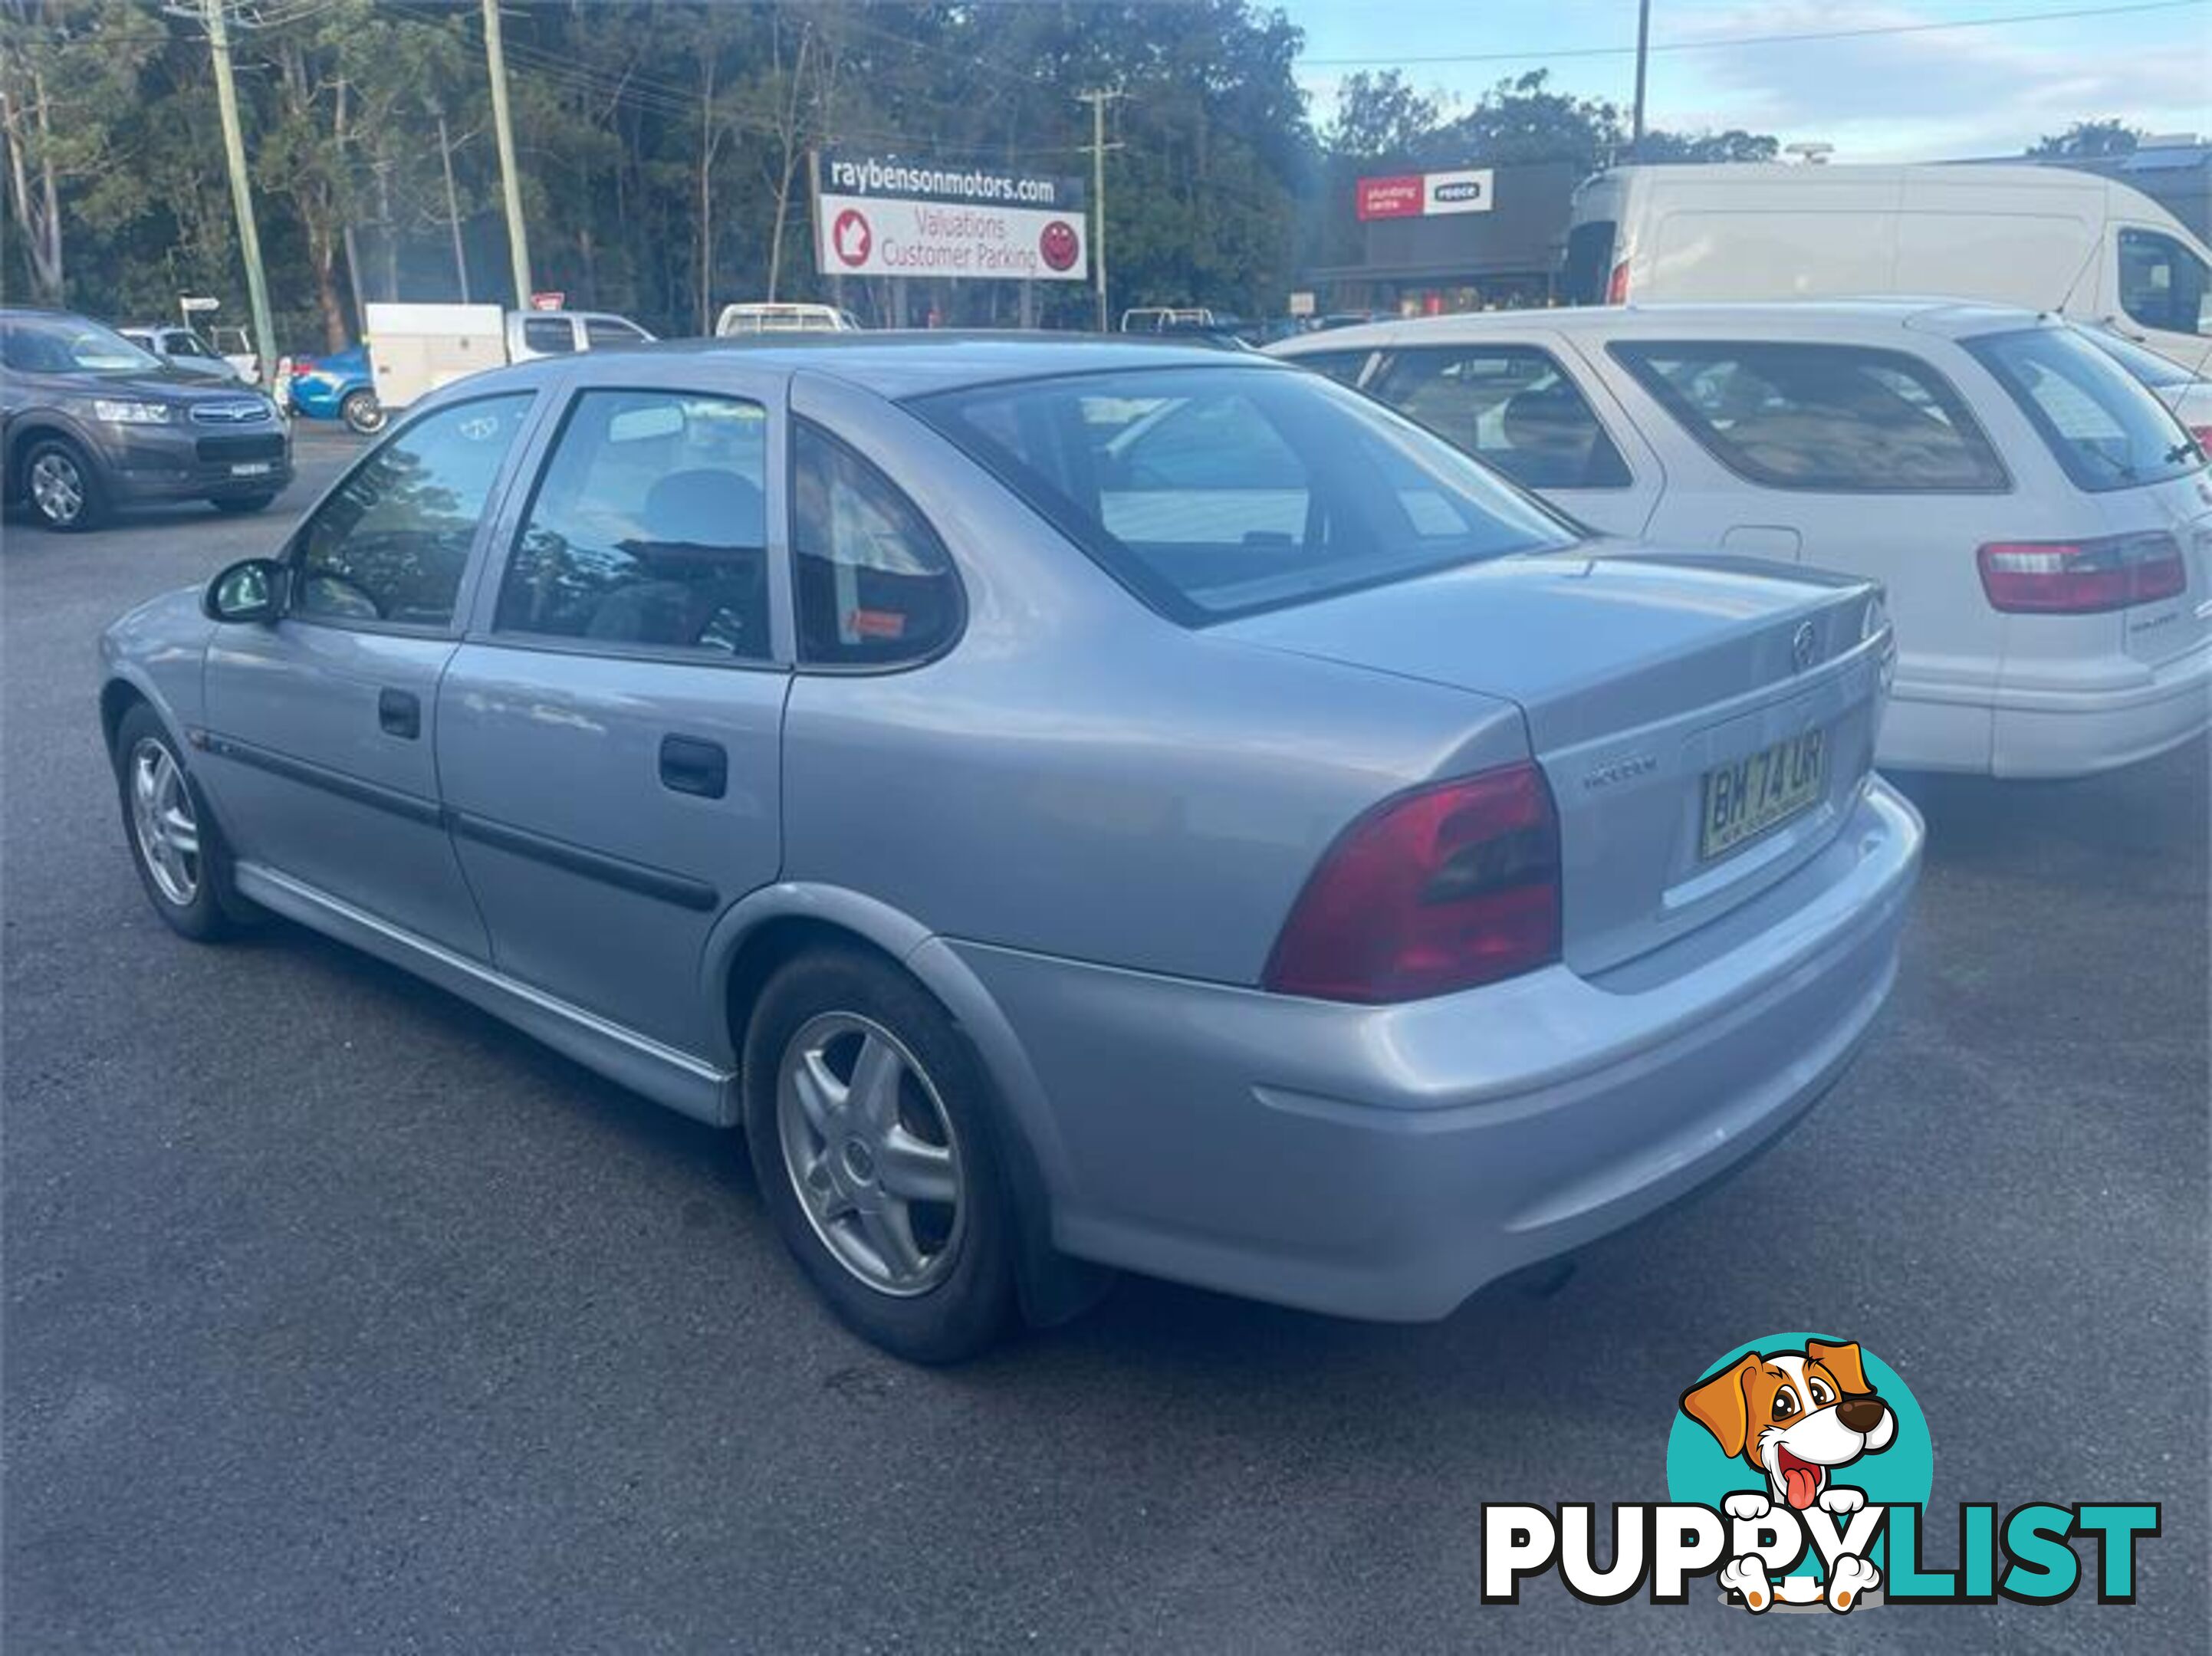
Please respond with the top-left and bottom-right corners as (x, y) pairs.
(100, 337), (1921, 1360)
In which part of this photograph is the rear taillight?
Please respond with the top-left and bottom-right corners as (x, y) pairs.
(1977, 533), (2186, 614)
(1605, 259), (1631, 305)
(1264, 762), (1562, 1004)
(2188, 424), (2212, 458)
(289, 355), (316, 376)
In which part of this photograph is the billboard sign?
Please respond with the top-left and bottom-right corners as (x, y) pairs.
(815, 151), (1089, 281)
(1356, 167), (1496, 221)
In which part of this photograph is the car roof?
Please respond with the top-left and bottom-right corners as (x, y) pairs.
(461, 330), (1290, 401)
(1267, 299), (2054, 356)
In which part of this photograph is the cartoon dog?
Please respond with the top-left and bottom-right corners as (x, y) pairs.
(1681, 1339), (1896, 1612)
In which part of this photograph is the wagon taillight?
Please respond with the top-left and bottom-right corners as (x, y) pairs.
(1976, 532), (2186, 614)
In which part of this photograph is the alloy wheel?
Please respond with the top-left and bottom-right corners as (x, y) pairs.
(129, 738), (201, 906)
(775, 1011), (965, 1296)
(29, 451), (85, 526)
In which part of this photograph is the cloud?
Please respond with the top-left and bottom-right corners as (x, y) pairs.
(1655, 1), (2212, 158)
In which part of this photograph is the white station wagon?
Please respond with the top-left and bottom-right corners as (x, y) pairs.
(1274, 301), (2212, 779)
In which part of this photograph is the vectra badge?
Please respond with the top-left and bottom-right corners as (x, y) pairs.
(1791, 621), (1819, 675)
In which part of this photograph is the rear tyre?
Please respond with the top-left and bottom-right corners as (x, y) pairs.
(209, 493), (278, 515)
(743, 948), (1020, 1363)
(113, 704), (246, 941)
(24, 437), (108, 532)
(338, 388), (385, 435)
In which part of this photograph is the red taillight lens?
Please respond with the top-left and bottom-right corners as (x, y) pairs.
(290, 355), (316, 375)
(1264, 762), (1563, 1004)
(2188, 424), (2212, 458)
(1977, 533), (2186, 613)
(1605, 258), (1631, 305)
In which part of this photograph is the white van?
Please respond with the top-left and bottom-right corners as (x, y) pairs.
(1563, 164), (2212, 376)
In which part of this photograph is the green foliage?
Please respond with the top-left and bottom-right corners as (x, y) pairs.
(2030, 118), (2141, 159)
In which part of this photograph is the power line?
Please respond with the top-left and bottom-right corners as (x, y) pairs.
(1302, 0), (2209, 67)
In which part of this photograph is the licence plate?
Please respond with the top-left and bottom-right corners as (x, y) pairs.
(230, 461), (272, 477)
(1699, 729), (1826, 861)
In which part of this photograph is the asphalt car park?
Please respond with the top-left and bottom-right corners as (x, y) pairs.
(3, 419), (2205, 1649)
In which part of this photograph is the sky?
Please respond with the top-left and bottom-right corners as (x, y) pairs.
(1279, 0), (2212, 162)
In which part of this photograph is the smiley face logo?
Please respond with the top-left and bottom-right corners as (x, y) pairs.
(1038, 219), (1080, 272)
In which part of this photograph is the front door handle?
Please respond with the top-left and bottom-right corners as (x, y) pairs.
(378, 688), (420, 739)
(659, 734), (727, 799)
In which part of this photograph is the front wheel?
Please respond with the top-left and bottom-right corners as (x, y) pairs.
(744, 948), (1019, 1363)
(24, 437), (108, 531)
(338, 388), (385, 435)
(113, 704), (246, 941)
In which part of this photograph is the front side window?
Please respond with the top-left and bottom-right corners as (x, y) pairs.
(169, 330), (219, 359)
(1369, 346), (1632, 489)
(792, 423), (961, 666)
(912, 365), (1578, 623)
(584, 317), (648, 349)
(294, 394), (534, 628)
(1612, 340), (2008, 493)
(494, 389), (771, 659)
(522, 317), (576, 354)
(2118, 228), (2210, 338)
(1964, 326), (2202, 493)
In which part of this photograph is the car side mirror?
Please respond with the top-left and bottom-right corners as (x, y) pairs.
(203, 557), (288, 624)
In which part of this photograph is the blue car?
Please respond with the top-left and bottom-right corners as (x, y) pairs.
(278, 343), (382, 432)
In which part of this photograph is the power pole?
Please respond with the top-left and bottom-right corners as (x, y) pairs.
(201, 0), (275, 374)
(436, 110), (472, 302)
(1076, 89), (1122, 333)
(481, 0), (532, 307)
(1631, 0), (1652, 155)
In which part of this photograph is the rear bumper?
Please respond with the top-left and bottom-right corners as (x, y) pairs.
(1989, 638), (2210, 779)
(1884, 638), (2210, 777)
(950, 777), (1922, 1322)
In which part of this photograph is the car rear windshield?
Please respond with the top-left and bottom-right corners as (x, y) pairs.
(909, 364), (1580, 623)
(1964, 326), (2203, 493)
(1609, 340), (2009, 493)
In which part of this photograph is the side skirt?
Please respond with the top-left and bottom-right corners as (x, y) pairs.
(234, 862), (741, 1127)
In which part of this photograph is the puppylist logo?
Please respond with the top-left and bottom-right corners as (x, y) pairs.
(1483, 1333), (2160, 1614)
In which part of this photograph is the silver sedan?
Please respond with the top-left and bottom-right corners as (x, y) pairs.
(99, 337), (1921, 1360)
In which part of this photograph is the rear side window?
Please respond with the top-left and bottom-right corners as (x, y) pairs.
(792, 423), (962, 667)
(494, 389), (771, 659)
(1289, 350), (1372, 388)
(911, 365), (1578, 623)
(1561, 219), (1618, 306)
(2117, 228), (2210, 339)
(1369, 346), (1632, 489)
(1611, 340), (2008, 493)
(1964, 326), (2203, 493)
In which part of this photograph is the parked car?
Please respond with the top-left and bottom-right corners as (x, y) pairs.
(278, 343), (382, 434)
(207, 323), (261, 384)
(117, 324), (247, 384)
(2080, 321), (2212, 452)
(505, 307), (656, 362)
(2, 307), (291, 531)
(1273, 301), (2212, 779)
(715, 301), (863, 336)
(100, 337), (1920, 1360)
(1563, 163), (2212, 376)
(1119, 306), (1214, 333)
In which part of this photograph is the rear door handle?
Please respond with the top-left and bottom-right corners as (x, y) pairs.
(659, 734), (727, 799)
(378, 688), (420, 739)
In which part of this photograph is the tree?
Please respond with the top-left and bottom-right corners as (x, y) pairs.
(1324, 70), (1440, 163)
(2030, 119), (2141, 159)
(1635, 128), (1780, 164)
